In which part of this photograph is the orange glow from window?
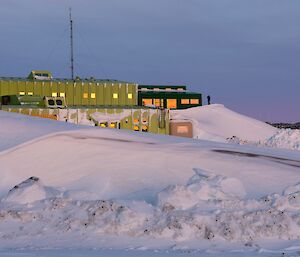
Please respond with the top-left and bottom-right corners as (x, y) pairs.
(142, 99), (153, 106)
(167, 99), (177, 109)
(154, 99), (161, 107)
(181, 99), (189, 104)
(190, 99), (199, 104)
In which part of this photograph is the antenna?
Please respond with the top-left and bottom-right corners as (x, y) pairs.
(69, 8), (74, 80)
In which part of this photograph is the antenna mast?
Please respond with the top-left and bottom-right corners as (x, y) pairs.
(69, 8), (74, 80)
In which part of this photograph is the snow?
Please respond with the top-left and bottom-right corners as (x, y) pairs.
(157, 169), (247, 210)
(0, 108), (300, 256)
(264, 129), (300, 151)
(172, 104), (300, 151)
(1, 176), (61, 205)
(171, 104), (277, 142)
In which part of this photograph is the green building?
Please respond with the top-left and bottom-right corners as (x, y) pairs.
(0, 71), (138, 107)
(0, 71), (202, 109)
(138, 85), (202, 109)
(0, 70), (201, 137)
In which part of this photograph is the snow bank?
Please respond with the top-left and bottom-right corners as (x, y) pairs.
(171, 104), (277, 142)
(227, 129), (300, 151)
(0, 173), (299, 248)
(264, 129), (300, 151)
(0, 110), (81, 152)
(157, 169), (246, 210)
(1, 177), (60, 205)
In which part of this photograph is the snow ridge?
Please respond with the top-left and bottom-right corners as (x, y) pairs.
(0, 172), (299, 248)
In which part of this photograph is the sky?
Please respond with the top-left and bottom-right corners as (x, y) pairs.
(0, 0), (299, 122)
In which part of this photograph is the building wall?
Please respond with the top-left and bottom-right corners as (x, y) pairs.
(0, 79), (138, 107)
(138, 91), (202, 109)
(1, 106), (170, 135)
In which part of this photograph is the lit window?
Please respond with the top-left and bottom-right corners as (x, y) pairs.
(52, 92), (57, 97)
(27, 92), (33, 96)
(83, 93), (88, 99)
(177, 88), (184, 91)
(154, 99), (161, 107)
(190, 99), (199, 104)
(133, 125), (139, 131)
(181, 99), (190, 104)
(19, 91), (25, 95)
(91, 93), (96, 99)
(133, 118), (139, 123)
(113, 93), (118, 99)
(109, 123), (117, 128)
(142, 125), (148, 132)
(59, 92), (65, 97)
(167, 99), (177, 109)
(128, 93), (133, 99)
(142, 99), (153, 106)
(99, 122), (107, 128)
(177, 126), (189, 134)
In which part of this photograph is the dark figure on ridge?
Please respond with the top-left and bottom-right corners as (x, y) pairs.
(207, 95), (211, 105)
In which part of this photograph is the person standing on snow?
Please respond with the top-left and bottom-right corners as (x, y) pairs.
(207, 95), (211, 105)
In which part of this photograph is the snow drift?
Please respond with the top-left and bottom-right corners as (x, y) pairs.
(171, 104), (277, 142)
(0, 109), (300, 254)
(0, 172), (299, 248)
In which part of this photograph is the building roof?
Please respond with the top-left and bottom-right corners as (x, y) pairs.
(0, 76), (133, 84)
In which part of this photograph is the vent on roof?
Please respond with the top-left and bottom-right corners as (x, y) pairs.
(28, 70), (53, 81)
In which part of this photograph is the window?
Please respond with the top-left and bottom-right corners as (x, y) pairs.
(181, 99), (190, 104)
(109, 122), (117, 128)
(133, 125), (139, 131)
(48, 99), (55, 106)
(83, 93), (88, 99)
(99, 122), (107, 128)
(142, 99), (153, 106)
(27, 92), (33, 96)
(154, 99), (161, 107)
(113, 93), (118, 99)
(56, 99), (63, 106)
(166, 88), (172, 91)
(59, 92), (65, 97)
(133, 118), (139, 123)
(153, 88), (160, 91)
(19, 92), (25, 95)
(177, 88), (184, 91)
(167, 99), (177, 109)
(128, 93), (133, 99)
(177, 126), (189, 134)
(142, 125), (148, 132)
(52, 92), (57, 97)
(190, 99), (199, 104)
(91, 93), (96, 99)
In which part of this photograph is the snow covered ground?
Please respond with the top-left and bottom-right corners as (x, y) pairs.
(0, 108), (300, 257)
(171, 104), (278, 143)
(172, 104), (300, 151)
